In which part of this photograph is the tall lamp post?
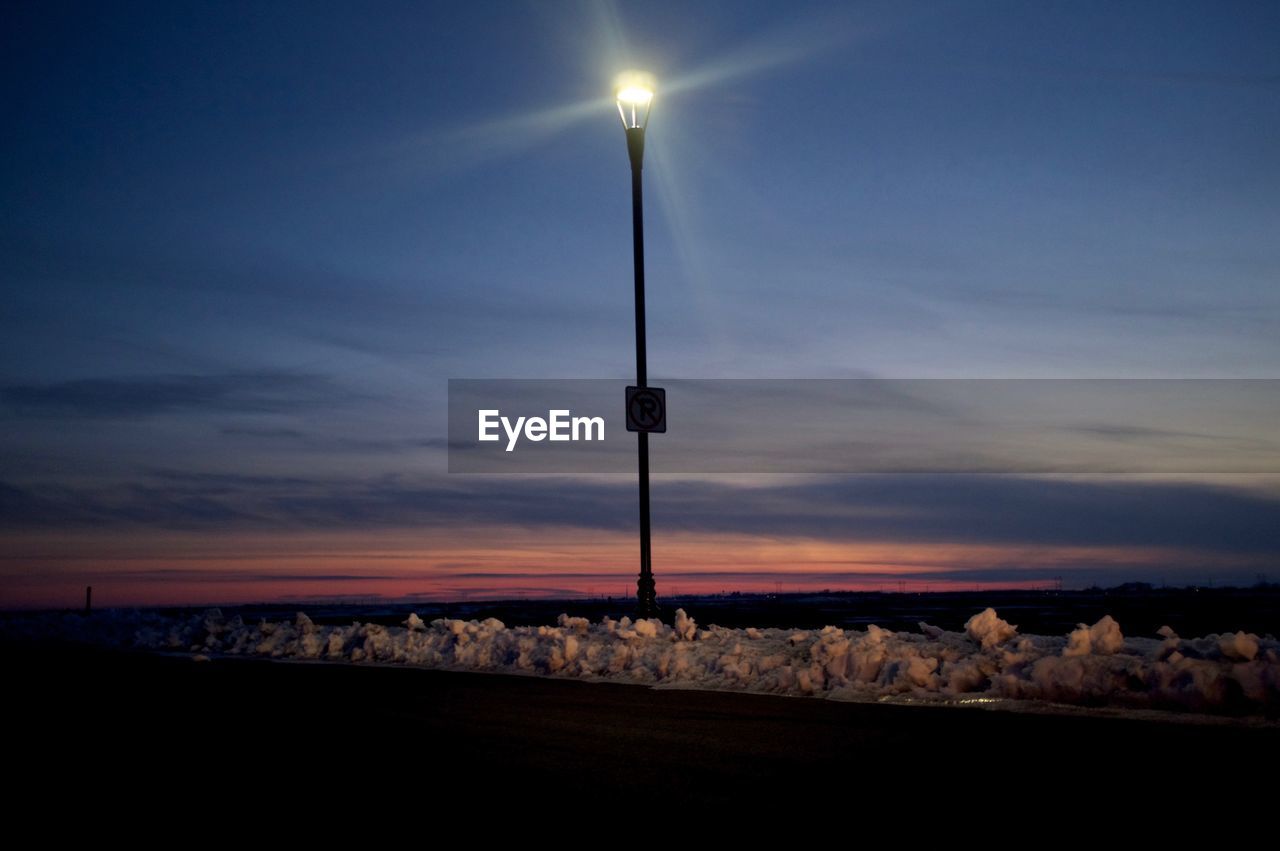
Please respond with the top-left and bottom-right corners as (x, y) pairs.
(615, 72), (660, 619)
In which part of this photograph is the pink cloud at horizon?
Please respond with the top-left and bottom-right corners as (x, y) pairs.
(1, 525), (1263, 609)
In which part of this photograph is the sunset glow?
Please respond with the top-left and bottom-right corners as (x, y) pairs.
(3, 522), (1265, 608)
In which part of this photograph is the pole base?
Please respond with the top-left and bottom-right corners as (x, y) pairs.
(636, 574), (659, 620)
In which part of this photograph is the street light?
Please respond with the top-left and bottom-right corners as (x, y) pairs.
(615, 70), (660, 619)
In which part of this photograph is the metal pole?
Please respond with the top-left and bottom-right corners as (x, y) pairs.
(627, 126), (657, 619)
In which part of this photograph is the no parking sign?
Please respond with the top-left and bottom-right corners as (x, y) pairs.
(625, 386), (666, 433)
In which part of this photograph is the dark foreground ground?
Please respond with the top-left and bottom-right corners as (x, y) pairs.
(9, 641), (1277, 815)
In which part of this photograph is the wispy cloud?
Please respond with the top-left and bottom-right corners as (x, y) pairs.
(218, 426), (306, 439)
(2, 372), (349, 419)
(5, 473), (1280, 557)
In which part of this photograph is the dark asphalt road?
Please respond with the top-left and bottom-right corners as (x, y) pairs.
(9, 644), (1277, 813)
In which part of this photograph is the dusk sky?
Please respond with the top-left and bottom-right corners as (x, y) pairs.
(3, 0), (1279, 607)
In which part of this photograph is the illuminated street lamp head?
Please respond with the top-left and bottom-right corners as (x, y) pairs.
(614, 70), (655, 130)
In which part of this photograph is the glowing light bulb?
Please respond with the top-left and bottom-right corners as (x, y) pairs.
(616, 86), (653, 106)
(614, 71), (656, 129)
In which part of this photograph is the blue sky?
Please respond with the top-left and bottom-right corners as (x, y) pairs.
(2, 1), (1278, 605)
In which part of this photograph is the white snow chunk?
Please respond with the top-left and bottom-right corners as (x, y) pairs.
(919, 622), (945, 639)
(634, 618), (660, 638)
(673, 609), (697, 641)
(557, 614), (590, 634)
(1218, 631), (1259, 661)
(965, 608), (1017, 648)
(1064, 615), (1124, 657)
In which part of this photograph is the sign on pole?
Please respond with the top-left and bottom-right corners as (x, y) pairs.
(625, 386), (666, 433)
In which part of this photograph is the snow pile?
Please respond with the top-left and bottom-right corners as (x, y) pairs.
(4, 606), (1278, 715)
